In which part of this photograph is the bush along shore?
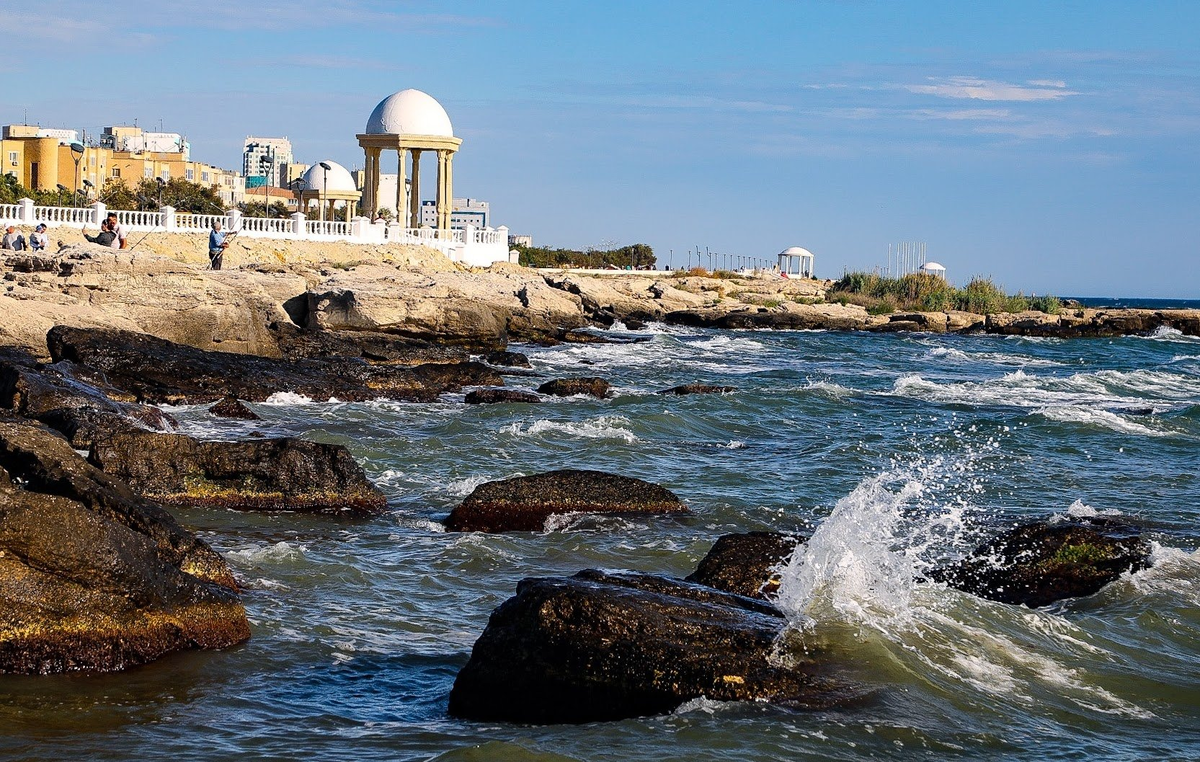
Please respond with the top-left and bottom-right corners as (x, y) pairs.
(0, 240), (1185, 709)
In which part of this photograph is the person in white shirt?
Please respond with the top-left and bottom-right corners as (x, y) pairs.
(105, 212), (127, 249)
(29, 224), (48, 251)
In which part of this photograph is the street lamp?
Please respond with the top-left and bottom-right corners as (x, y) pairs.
(259, 148), (274, 217)
(155, 176), (166, 208)
(404, 178), (411, 228)
(69, 142), (85, 207)
(82, 178), (94, 205)
(319, 162), (331, 222)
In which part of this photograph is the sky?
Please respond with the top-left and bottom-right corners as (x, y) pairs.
(5, 0), (1199, 297)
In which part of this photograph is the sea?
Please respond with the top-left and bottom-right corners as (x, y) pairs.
(3, 319), (1200, 761)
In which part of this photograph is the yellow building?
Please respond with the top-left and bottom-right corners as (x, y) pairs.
(1, 124), (245, 207)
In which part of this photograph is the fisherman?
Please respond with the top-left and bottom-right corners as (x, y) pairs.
(84, 220), (117, 247)
(208, 220), (229, 270)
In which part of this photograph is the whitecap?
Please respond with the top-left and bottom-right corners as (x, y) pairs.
(501, 415), (638, 443)
(1036, 406), (1167, 437)
(225, 541), (306, 566)
(262, 392), (320, 406)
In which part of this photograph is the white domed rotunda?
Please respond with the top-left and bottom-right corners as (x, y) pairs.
(778, 246), (815, 278)
(296, 160), (360, 220)
(357, 89), (462, 229)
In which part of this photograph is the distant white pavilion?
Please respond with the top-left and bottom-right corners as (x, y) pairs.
(356, 89), (461, 230)
(778, 246), (815, 278)
(920, 261), (947, 279)
(296, 160), (359, 221)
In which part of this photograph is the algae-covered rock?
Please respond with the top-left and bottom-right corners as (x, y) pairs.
(686, 531), (805, 599)
(444, 469), (687, 532)
(536, 377), (610, 399)
(88, 430), (386, 515)
(0, 417), (248, 673)
(930, 518), (1151, 607)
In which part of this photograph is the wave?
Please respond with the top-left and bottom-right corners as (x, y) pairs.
(225, 541), (307, 566)
(1035, 406), (1168, 437)
(262, 392), (323, 406)
(925, 345), (1063, 367)
(771, 463), (1157, 718)
(892, 367), (1200, 411)
(500, 415), (638, 443)
(1141, 326), (1200, 343)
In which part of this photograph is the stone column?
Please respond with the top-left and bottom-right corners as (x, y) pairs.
(18, 198), (34, 224)
(160, 205), (176, 231)
(394, 148), (407, 218)
(409, 149), (422, 228)
(443, 152), (454, 231)
(435, 151), (447, 231)
(361, 149), (373, 217)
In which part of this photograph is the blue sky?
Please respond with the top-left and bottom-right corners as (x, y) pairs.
(6, 1), (1199, 296)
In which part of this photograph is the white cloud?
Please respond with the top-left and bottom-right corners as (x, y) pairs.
(905, 76), (1078, 102)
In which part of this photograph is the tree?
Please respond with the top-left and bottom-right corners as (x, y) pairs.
(240, 200), (291, 218)
(99, 178), (137, 210)
(514, 243), (657, 269)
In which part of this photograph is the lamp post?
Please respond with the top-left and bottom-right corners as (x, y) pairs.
(69, 142), (85, 207)
(259, 147), (274, 217)
(404, 178), (411, 228)
(82, 179), (94, 205)
(155, 176), (166, 208)
(319, 162), (331, 222)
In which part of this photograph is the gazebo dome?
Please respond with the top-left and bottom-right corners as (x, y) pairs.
(779, 246), (814, 258)
(921, 261), (946, 272)
(300, 161), (357, 194)
(365, 89), (454, 137)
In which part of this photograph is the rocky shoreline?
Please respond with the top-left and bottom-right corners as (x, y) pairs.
(3, 243), (1197, 362)
(0, 241), (1174, 715)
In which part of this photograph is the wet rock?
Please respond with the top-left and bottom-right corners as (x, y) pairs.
(482, 350), (531, 368)
(658, 384), (736, 396)
(448, 569), (851, 723)
(208, 397), (260, 421)
(88, 430), (387, 515)
(464, 389), (542, 405)
(444, 469), (687, 532)
(0, 418), (248, 673)
(47, 326), (501, 405)
(929, 518), (1151, 608)
(686, 532), (805, 599)
(536, 377), (611, 399)
(269, 322), (471, 365)
(0, 356), (175, 448)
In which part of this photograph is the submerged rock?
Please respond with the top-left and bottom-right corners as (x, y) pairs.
(88, 430), (387, 515)
(0, 417), (249, 673)
(535, 377), (611, 399)
(444, 469), (687, 532)
(47, 326), (501, 404)
(464, 388), (541, 405)
(208, 396), (260, 421)
(930, 518), (1151, 608)
(658, 383), (736, 396)
(448, 569), (851, 723)
(686, 531), (805, 599)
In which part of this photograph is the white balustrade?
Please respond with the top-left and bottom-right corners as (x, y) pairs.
(0, 198), (510, 266)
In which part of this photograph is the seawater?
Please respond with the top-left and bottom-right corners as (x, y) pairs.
(3, 325), (1200, 761)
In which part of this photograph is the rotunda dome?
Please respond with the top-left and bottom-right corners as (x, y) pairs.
(364, 89), (454, 137)
(779, 246), (814, 258)
(301, 161), (357, 193)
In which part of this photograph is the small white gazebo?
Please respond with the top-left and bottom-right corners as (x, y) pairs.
(920, 261), (947, 279)
(778, 246), (815, 278)
(296, 160), (360, 221)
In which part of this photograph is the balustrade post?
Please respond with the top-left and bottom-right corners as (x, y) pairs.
(291, 212), (306, 239)
(90, 201), (106, 226)
(160, 205), (176, 231)
(350, 216), (368, 241)
(226, 208), (243, 233)
(18, 198), (34, 224)
(463, 223), (476, 247)
(497, 226), (509, 247)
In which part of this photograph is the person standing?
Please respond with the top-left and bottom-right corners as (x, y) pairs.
(1, 226), (26, 250)
(29, 224), (48, 251)
(208, 220), (229, 270)
(106, 212), (127, 249)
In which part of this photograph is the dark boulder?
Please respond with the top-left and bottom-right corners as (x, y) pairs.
(47, 326), (501, 404)
(536, 377), (611, 399)
(208, 397), (260, 421)
(88, 430), (387, 515)
(444, 469), (687, 532)
(483, 350), (531, 368)
(464, 388), (542, 405)
(686, 532), (805, 599)
(269, 322), (471, 365)
(0, 357), (175, 448)
(929, 518), (1151, 608)
(658, 384), (736, 396)
(448, 569), (851, 723)
(0, 417), (249, 673)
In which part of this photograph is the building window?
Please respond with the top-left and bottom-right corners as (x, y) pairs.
(112, 167), (121, 178)
(6, 151), (16, 164)
(201, 171), (210, 182)
(161, 168), (170, 180)
(186, 168), (194, 181)
(144, 166), (153, 178)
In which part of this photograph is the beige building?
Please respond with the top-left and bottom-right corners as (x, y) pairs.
(1, 124), (244, 207)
